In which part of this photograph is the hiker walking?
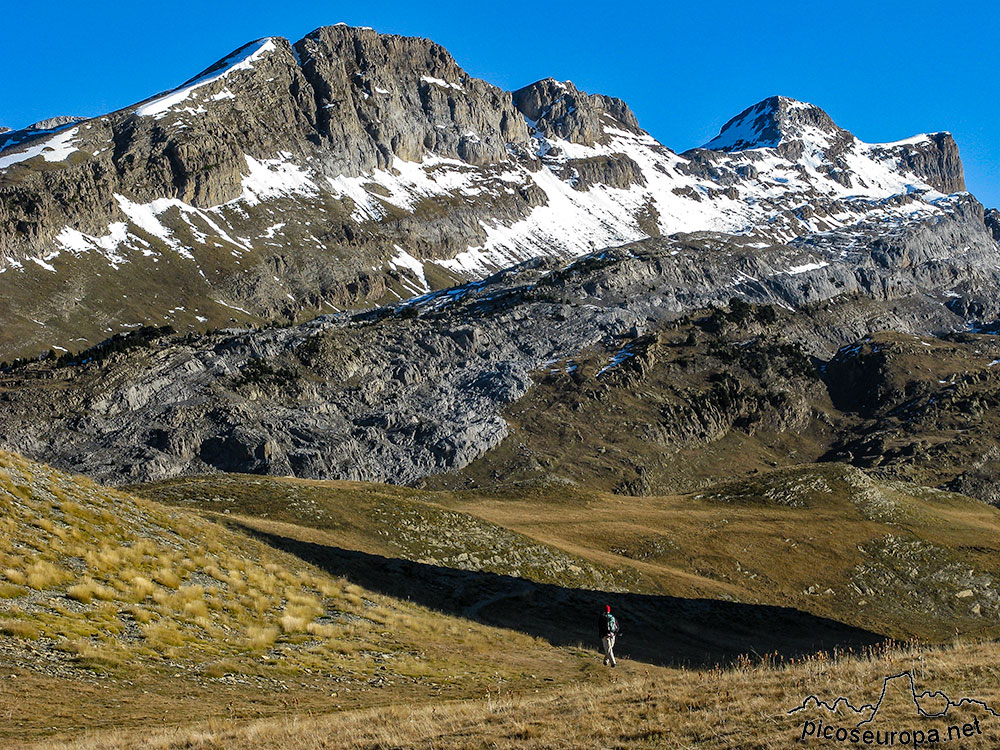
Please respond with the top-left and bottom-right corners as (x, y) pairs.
(599, 604), (620, 666)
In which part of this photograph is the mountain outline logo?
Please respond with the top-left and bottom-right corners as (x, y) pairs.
(789, 671), (998, 746)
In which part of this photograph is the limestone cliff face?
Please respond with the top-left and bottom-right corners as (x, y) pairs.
(297, 26), (530, 173)
(868, 132), (965, 194)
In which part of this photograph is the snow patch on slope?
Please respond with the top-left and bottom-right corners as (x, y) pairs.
(136, 38), (276, 118)
(420, 75), (464, 91)
(0, 126), (80, 170)
(390, 246), (430, 294)
(237, 153), (318, 206)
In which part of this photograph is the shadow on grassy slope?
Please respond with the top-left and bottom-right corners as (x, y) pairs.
(248, 527), (887, 668)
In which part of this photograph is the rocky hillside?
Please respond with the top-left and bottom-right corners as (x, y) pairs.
(433, 311), (1000, 503)
(0, 25), (977, 359)
(2, 191), (1000, 489)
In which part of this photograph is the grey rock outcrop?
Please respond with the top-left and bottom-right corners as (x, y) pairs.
(298, 25), (530, 173)
(512, 78), (640, 146)
(25, 116), (86, 131)
(868, 131), (965, 194)
(985, 208), (1000, 241)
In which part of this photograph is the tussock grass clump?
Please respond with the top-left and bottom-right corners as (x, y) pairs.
(127, 575), (156, 601)
(66, 578), (116, 604)
(246, 625), (279, 650)
(0, 582), (26, 598)
(200, 659), (242, 679)
(25, 560), (71, 590)
(0, 619), (40, 639)
(152, 567), (181, 589)
(2, 568), (27, 586)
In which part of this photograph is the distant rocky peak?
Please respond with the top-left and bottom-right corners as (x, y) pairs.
(698, 96), (966, 195)
(0, 126), (12, 135)
(512, 77), (641, 147)
(702, 95), (848, 153)
(25, 116), (86, 132)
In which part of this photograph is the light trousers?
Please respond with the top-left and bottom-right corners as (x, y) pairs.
(602, 634), (617, 666)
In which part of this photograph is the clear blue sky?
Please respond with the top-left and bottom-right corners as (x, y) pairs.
(2, 0), (997, 207)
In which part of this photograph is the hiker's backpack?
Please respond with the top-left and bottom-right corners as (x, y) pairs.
(604, 612), (618, 634)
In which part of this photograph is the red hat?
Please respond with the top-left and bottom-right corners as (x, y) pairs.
(605, 605), (611, 613)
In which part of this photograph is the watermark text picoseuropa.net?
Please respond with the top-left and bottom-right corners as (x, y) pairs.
(790, 671), (998, 747)
(801, 717), (984, 747)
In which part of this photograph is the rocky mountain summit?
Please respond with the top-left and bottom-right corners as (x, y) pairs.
(0, 25), (979, 359)
(700, 95), (964, 194)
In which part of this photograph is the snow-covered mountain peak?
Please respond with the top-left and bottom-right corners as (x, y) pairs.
(703, 95), (846, 153)
(0, 25), (976, 358)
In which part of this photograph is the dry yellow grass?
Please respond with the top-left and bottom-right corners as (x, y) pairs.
(0, 620), (39, 640)
(66, 578), (115, 603)
(11, 452), (1000, 747)
(0, 449), (580, 698)
(20, 638), (1000, 750)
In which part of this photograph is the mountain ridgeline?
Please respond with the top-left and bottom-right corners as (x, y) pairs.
(0, 25), (977, 360)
